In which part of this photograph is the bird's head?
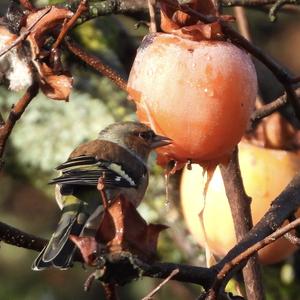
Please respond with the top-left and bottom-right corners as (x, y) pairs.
(98, 122), (172, 162)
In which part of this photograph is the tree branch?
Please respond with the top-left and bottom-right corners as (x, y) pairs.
(64, 38), (127, 91)
(0, 221), (46, 251)
(220, 148), (265, 300)
(64, 0), (149, 23)
(0, 83), (39, 165)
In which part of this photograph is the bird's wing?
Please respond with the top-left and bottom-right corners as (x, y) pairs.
(49, 155), (136, 188)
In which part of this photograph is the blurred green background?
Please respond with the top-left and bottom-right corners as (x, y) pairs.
(0, 0), (300, 299)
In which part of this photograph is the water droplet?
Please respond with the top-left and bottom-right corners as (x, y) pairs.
(164, 161), (178, 209)
(204, 88), (214, 97)
(165, 172), (170, 209)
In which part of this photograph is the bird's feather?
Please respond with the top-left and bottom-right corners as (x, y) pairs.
(50, 156), (137, 188)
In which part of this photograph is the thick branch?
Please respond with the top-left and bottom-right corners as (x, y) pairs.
(64, 0), (148, 23)
(220, 148), (264, 300)
(0, 221), (46, 251)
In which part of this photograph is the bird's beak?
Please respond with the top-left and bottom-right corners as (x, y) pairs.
(151, 134), (173, 149)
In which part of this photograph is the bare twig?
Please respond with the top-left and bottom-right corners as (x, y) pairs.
(65, 38), (127, 91)
(142, 269), (180, 300)
(214, 217), (300, 285)
(0, 221), (46, 251)
(234, 6), (251, 41)
(51, 0), (87, 52)
(220, 148), (265, 300)
(147, 0), (157, 32)
(269, 0), (291, 20)
(250, 92), (288, 124)
(234, 6), (265, 109)
(0, 83), (39, 162)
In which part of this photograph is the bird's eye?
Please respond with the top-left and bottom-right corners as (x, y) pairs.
(139, 131), (155, 141)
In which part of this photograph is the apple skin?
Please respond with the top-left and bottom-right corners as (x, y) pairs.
(180, 142), (300, 264)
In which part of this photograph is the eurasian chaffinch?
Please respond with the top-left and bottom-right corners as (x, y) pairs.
(32, 121), (171, 270)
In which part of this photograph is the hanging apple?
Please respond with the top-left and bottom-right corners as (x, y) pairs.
(180, 142), (300, 264)
(127, 2), (257, 168)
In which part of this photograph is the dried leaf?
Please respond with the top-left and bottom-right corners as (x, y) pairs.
(38, 63), (73, 100)
(160, 0), (217, 33)
(69, 235), (99, 266)
(97, 196), (168, 262)
(23, 6), (74, 100)
(71, 196), (167, 266)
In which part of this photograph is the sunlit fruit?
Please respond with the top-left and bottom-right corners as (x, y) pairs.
(180, 142), (300, 264)
(128, 33), (257, 166)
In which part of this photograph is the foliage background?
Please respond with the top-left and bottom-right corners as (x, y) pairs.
(0, 0), (300, 299)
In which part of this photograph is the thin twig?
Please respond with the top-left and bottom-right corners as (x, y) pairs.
(65, 38), (127, 91)
(142, 269), (180, 300)
(250, 92), (288, 124)
(147, 0), (157, 32)
(234, 6), (251, 41)
(0, 83), (39, 162)
(269, 0), (291, 21)
(234, 6), (265, 109)
(51, 0), (87, 51)
(215, 217), (300, 283)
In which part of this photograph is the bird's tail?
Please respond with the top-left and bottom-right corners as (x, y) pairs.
(32, 203), (87, 271)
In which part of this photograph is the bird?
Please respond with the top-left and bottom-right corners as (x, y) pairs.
(32, 121), (172, 270)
